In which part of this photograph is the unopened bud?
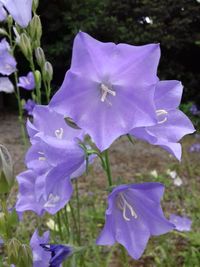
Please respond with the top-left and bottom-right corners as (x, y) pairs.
(29, 15), (42, 47)
(0, 144), (14, 192)
(35, 47), (45, 67)
(44, 61), (53, 82)
(7, 15), (13, 26)
(34, 70), (41, 89)
(19, 33), (32, 59)
(32, 0), (39, 12)
(17, 244), (32, 267)
(8, 238), (21, 264)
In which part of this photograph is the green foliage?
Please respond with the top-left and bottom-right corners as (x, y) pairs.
(39, 0), (200, 104)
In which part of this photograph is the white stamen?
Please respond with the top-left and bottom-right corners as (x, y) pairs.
(100, 83), (116, 102)
(156, 109), (168, 124)
(55, 128), (64, 139)
(38, 151), (46, 161)
(44, 193), (60, 208)
(117, 193), (137, 221)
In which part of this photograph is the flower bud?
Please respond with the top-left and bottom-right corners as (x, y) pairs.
(29, 15), (42, 48)
(44, 61), (53, 82)
(17, 244), (32, 267)
(34, 70), (42, 89)
(32, 0), (39, 12)
(0, 144), (14, 193)
(7, 15), (13, 26)
(19, 33), (32, 59)
(35, 47), (46, 67)
(7, 238), (21, 264)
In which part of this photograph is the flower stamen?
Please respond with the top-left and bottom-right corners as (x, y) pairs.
(38, 151), (46, 161)
(156, 109), (168, 124)
(100, 83), (116, 102)
(117, 193), (137, 221)
(55, 128), (64, 139)
(44, 193), (60, 208)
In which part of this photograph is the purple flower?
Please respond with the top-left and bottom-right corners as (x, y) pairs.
(189, 143), (200, 153)
(0, 38), (17, 75)
(130, 80), (195, 160)
(0, 3), (7, 21)
(1, 0), (32, 28)
(17, 71), (35, 90)
(169, 214), (192, 232)
(23, 99), (36, 115)
(30, 230), (50, 267)
(50, 31), (160, 151)
(97, 183), (174, 259)
(41, 244), (73, 267)
(0, 77), (14, 93)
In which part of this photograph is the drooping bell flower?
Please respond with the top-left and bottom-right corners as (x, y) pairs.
(0, 38), (17, 75)
(41, 244), (73, 267)
(1, 0), (33, 28)
(0, 3), (7, 21)
(130, 80), (195, 160)
(30, 230), (50, 267)
(17, 71), (35, 90)
(169, 214), (192, 232)
(50, 31), (160, 151)
(97, 183), (174, 259)
(0, 77), (14, 93)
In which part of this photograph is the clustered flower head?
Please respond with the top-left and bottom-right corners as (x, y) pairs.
(15, 31), (195, 264)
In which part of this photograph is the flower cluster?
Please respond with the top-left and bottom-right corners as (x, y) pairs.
(16, 31), (195, 263)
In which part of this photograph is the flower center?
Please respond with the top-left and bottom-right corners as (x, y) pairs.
(100, 83), (116, 102)
(156, 109), (168, 124)
(44, 193), (60, 208)
(117, 193), (137, 221)
(55, 128), (64, 139)
(38, 151), (46, 161)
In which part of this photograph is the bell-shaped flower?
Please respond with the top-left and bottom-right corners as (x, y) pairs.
(40, 244), (73, 267)
(0, 38), (17, 75)
(169, 214), (192, 232)
(30, 230), (50, 267)
(130, 80), (195, 160)
(50, 31), (160, 151)
(23, 99), (36, 115)
(0, 3), (7, 21)
(97, 183), (174, 259)
(17, 71), (35, 90)
(0, 77), (14, 93)
(1, 0), (32, 28)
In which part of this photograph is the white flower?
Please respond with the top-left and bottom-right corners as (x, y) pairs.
(173, 177), (183, 186)
(166, 169), (177, 179)
(150, 170), (158, 178)
(0, 77), (14, 93)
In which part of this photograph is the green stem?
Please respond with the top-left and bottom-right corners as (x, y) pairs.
(120, 245), (129, 267)
(29, 58), (41, 104)
(69, 202), (79, 244)
(75, 180), (81, 245)
(57, 211), (64, 241)
(104, 149), (113, 186)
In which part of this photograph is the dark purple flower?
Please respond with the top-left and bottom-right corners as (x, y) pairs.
(1, 0), (32, 28)
(169, 214), (192, 232)
(130, 80), (195, 160)
(50, 31), (160, 151)
(0, 38), (17, 75)
(97, 183), (174, 259)
(17, 71), (35, 90)
(30, 230), (50, 267)
(23, 99), (36, 115)
(41, 244), (73, 267)
(189, 104), (200, 116)
(189, 143), (200, 153)
(0, 3), (7, 21)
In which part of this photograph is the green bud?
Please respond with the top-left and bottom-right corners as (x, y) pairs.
(7, 15), (13, 27)
(17, 244), (32, 267)
(19, 33), (32, 59)
(32, 0), (39, 12)
(35, 47), (46, 67)
(34, 70), (42, 90)
(0, 28), (8, 37)
(0, 144), (14, 191)
(7, 238), (21, 264)
(44, 61), (53, 82)
(29, 15), (42, 48)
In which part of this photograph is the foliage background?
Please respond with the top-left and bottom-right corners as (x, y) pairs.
(39, 0), (200, 106)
